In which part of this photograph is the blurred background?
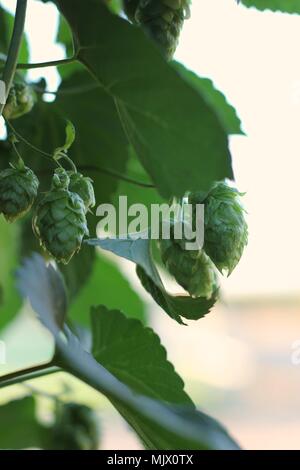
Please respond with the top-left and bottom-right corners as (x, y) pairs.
(1, 0), (300, 450)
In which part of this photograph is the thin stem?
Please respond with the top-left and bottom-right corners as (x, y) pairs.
(0, 361), (60, 390)
(56, 153), (77, 173)
(33, 82), (100, 97)
(5, 119), (55, 162)
(78, 164), (155, 188)
(17, 56), (77, 70)
(0, 0), (28, 116)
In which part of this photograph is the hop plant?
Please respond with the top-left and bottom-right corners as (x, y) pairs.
(159, 233), (217, 299)
(68, 172), (96, 213)
(0, 159), (39, 222)
(33, 168), (89, 264)
(3, 83), (36, 120)
(190, 181), (248, 275)
(51, 403), (100, 450)
(124, 0), (191, 60)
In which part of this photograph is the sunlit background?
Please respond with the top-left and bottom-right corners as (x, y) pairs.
(1, 0), (300, 450)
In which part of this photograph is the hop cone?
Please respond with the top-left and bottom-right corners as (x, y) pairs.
(3, 83), (36, 120)
(33, 168), (89, 264)
(190, 181), (248, 275)
(51, 403), (100, 450)
(69, 172), (95, 213)
(159, 235), (217, 299)
(0, 160), (39, 222)
(124, 0), (191, 60)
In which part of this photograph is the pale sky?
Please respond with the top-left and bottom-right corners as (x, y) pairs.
(2, 0), (300, 298)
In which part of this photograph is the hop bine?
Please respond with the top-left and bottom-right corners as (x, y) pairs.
(124, 0), (191, 60)
(0, 158), (39, 223)
(33, 168), (89, 264)
(190, 181), (248, 275)
(3, 83), (36, 120)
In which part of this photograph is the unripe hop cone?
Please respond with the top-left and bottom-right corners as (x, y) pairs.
(51, 403), (100, 450)
(159, 235), (217, 299)
(68, 172), (95, 213)
(124, 0), (191, 60)
(0, 160), (39, 222)
(190, 181), (248, 275)
(3, 83), (36, 120)
(33, 168), (89, 265)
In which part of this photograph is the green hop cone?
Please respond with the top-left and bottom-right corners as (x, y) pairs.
(68, 172), (96, 213)
(51, 403), (100, 450)
(159, 234), (217, 299)
(0, 159), (39, 222)
(3, 83), (36, 120)
(124, 0), (191, 60)
(33, 168), (89, 264)
(190, 181), (248, 275)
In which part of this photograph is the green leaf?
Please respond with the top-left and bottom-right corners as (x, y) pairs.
(239, 0), (300, 14)
(91, 306), (192, 404)
(0, 397), (48, 449)
(16, 254), (239, 450)
(17, 254), (68, 331)
(56, 14), (81, 79)
(0, 6), (29, 65)
(55, 71), (129, 206)
(54, 0), (233, 198)
(86, 235), (162, 288)
(60, 243), (96, 302)
(68, 251), (146, 325)
(137, 266), (218, 323)
(54, 119), (76, 156)
(0, 218), (21, 331)
(173, 62), (244, 135)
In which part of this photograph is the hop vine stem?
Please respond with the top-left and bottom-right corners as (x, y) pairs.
(0, 0), (28, 117)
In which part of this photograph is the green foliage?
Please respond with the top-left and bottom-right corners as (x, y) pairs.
(51, 402), (100, 450)
(16, 254), (239, 450)
(239, 0), (300, 14)
(87, 236), (218, 324)
(0, 218), (21, 330)
(67, 251), (146, 325)
(0, 397), (48, 449)
(173, 62), (244, 135)
(0, 0), (253, 450)
(0, 5), (29, 65)
(54, 0), (233, 198)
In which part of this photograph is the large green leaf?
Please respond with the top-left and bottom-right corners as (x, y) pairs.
(53, 0), (233, 198)
(16, 254), (239, 450)
(55, 71), (129, 207)
(0, 397), (48, 449)
(68, 251), (146, 325)
(137, 266), (218, 323)
(239, 0), (300, 13)
(0, 218), (21, 331)
(0, 5), (29, 65)
(173, 62), (244, 136)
